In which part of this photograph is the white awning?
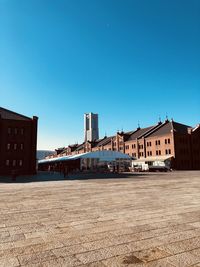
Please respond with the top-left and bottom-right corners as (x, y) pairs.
(133, 156), (173, 163)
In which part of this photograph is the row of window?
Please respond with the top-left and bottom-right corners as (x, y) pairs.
(130, 149), (172, 157)
(6, 159), (23, 167)
(7, 143), (24, 150)
(125, 139), (171, 150)
(154, 139), (171, 146)
(126, 144), (136, 149)
(8, 127), (24, 135)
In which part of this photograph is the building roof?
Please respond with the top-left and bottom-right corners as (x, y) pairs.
(0, 107), (32, 121)
(95, 136), (113, 147)
(75, 143), (85, 151)
(126, 125), (156, 141)
(144, 120), (192, 138)
(172, 121), (191, 134)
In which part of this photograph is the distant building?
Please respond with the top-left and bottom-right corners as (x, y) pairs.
(0, 107), (38, 175)
(54, 118), (200, 170)
(84, 113), (99, 142)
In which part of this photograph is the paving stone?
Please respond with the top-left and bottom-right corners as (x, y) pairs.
(166, 251), (200, 267)
(159, 237), (200, 255)
(0, 257), (20, 267)
(0, 171), (200, 266)
(133, 247), (171, 262)
(17, 250), (57, 265)
(75, 244), (131, 264)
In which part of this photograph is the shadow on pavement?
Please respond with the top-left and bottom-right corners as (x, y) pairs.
(0, 171), (157, 183)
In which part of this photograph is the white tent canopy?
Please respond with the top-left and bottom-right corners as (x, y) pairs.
(38, 150), (131, 164)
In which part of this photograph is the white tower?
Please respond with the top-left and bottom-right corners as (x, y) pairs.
(84, 113), (99, 142)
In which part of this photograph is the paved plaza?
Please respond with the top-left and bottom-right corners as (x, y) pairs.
(1, 171), (200, 267)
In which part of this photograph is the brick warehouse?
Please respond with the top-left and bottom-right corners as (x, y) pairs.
(49, 119), (200, 170)
(0, 107), (38, 175)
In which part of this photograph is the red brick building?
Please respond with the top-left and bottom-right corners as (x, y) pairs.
(0, 107), (38, 175)
(54, 119), (200, 170)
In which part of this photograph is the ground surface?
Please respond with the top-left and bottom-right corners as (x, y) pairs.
(0, 171), (200, 267)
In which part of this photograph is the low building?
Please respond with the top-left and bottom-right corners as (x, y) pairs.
(0, 107), (38, 175)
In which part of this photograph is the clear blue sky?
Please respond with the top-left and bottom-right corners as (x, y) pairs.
(1, 0), (200, 150)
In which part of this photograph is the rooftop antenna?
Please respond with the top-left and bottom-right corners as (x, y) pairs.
(137, 121), (140, 129)
(166, 113), (168, 120)
(159, 115), (161, 122)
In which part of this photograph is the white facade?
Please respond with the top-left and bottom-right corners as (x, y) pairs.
(84, 113), (99, 142)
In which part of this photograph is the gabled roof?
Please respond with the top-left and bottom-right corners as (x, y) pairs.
(127, 125), (156, 141)
(96, 136), (113, 147)
(75, 143), (85, 151)
(0, 107), (32, 121)
(172, 121), (191, 134)
(144, 120), (192, 138)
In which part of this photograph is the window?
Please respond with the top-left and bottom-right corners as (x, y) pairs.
(147, 141), (152, 147)
(7, 143), (11, 150)
(150, 151), (152, 156)
(14, 144), (17, 150)
(165, 138), (170, 144)
(156, 140), (160, 145)
(21, 128), (24, 135)
(13, 160), (16, 166)
(14, 128), (18, 135)
(6, 160), (9, 166)
(132, 144), (136, 149)
(139, 152), (143, 157)
(19, 160), (23, 166)
(125, 145), (129, 150)
(8, 128), (11, 134)
(166, 149), (171, 155)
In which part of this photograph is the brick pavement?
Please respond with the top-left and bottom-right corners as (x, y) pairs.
(0, 171), (200, 266)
